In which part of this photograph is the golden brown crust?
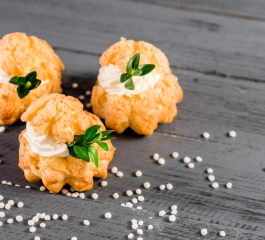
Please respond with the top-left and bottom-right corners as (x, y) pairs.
(91, 38), (183, 135)
(19, 94), (115, 193)
(0, 32), (64, 125)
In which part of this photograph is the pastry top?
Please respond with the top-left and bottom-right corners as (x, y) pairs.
(21, 93), (104, 143)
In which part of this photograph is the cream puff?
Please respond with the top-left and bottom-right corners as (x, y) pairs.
(19, 94), (115, 193)
(91, 37), (183, 135)
(0, 32), (64, 125)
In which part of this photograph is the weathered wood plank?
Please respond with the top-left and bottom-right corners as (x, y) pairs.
(0, 0), (265, 80)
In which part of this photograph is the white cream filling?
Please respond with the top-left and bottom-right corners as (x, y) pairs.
(23, 122), (69, 158)
(98, 64), (161, 96)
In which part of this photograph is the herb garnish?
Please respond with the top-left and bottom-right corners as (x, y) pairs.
(66, 125), (115, 167)
(9, 71), (41, 99)
(120, 53), (155, 90)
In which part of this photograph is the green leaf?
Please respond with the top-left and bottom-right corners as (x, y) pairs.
(26, 71), (37, 82)
(29, 80), (41, 90)
(17, 88), (30, 99)
(131, 53), (140, 70)
(78, 125), (101, 144)
(138, 64), (155, 76)
(124, 78), (134, 90)
(88, 146), (99, 167)
(120, 73), (131, 83)
(132, 69), (142, 76)
(17, 77), (26, 87)
(101, 136), (116, 141)
(96, 141), (109, 151)
(9, 77), (18, 85)
(68, 147), (78, 158)
(24, 81), (32, 89)
(101, 130), (115, 137)
(73, 145), (90, 162)
(74, 135), (83, 143)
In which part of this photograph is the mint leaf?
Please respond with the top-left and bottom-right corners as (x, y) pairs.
(96, 141), (109, 151)
(29, 80), (41, 90)
(9, 77), (18, 85)
(125, 78), (134, 90)
(17, 88), (30, 99)
(138, 64), (155, 76)
(26, 71), (37, 82)
(88, 146), (99, 167)
(120, 73), (131, 83)
(73, 145), (90, 162)
(79, 125), (101, 144)
(101, 130), (115, 137)
(18, 77), (26, 87)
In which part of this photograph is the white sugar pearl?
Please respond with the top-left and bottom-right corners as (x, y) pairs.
(105, 212), (112, 219)
(138, 196), (144, 202)
(220, 231), (226, 237)
(1, 181), (7, 185)
(148, 225), (153, 230)
(126, 190), (133, 196)
(158, 158), (165, 165)
(208, 175), (215, 181)
(229, 130), (236, 138)
(40, 213), (46, 219)
(137, 229), (143, 235)
(116, 171), (123, 177)
(136, 206), (142, 210)
(128, 233), (134, 239)
(136, 189), (142, 194)
(15, 184), (20, 187)
(183, 157), (191, 163)
(226, 182), (232, 188)
(126, 202), (133, 208)
(79, 95), (85, 100)
(29, 226), (36, 233)
(0, 221), (2, 226)
(70, 187), (75, 192)
(0, 212), (5, 217)
(135, 171), (142, 177)
(188, 163), (194, 168)
(72, 83), (78, 89)
(207, 168), (213, 174)
(62, 189), (68, 195)
(16, 215), (23, 222)
(25, 185), (31, 189)
(138, 220), (143, 226)
(0, 126), (5, 132)
(5, 203), (10, 210)
(85, 90), (91, 96)
(92, 193), (98, 200)
(7, 182), (12, 185)
(86, 103), (91, 108)
(0, 195), (3, 201)
(34, 237), (40, 240)
(121, 203), (125, 207)
(40, 186), (46, 192)
(171, 205), (177, 211)
(8, 200), (14, 206)
(79, 193), (85, 199)
(83, 219), (90, 226)
(195, 156), (202, 162)
(132, 224), (138, 230)
(0, 203), (4, 209)
(171, 210), (177, 215)
(113, 193), (119, 199)
(172, 152), (179, 158)
(144, 182), (150, 189)
(62, 214), (68, 220)
(33, 216), (39, 222)
(137, 238), (143, 240)
(132, 198), (138, 204)
(7, 218), (13, 224)
(28, 220), (34, 226)
(169, 215), (176, 222)
(153, 153), (159, 160)
(71, 237), (77, 240)
(203, 132), (210, 139)
(159, 185), (165, 190)
(111, 167), (118, 173)
(166, 183), (173, 190)
(44, 215), (51, 221)
(66, 193), (72, 197)
(101, 181), (107, 187)
(212, 182), (219, 189)
(53, 214), (58, 220)
(201, 228), (208, 235)
(159, 210), (166, 216)
(131, 219), (137, 224)
(40, 223), (46, 228)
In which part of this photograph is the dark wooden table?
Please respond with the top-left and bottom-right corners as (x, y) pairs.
(1, 1), (265, 239)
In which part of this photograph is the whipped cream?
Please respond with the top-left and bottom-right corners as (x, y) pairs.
(23, 122), (69, 158)
(98, 64), (161, 96)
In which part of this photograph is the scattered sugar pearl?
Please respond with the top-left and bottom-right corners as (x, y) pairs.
(101, 181), (108, 187)
(79, 95), (85, 100)
(28, 220), (34, 226)
(226, 182), (232, 189)
(144, 182), (150, 189)
(126, 202), (133, 208)
(171, 205), (177, 211)
(131, 219), (137, 224)
(116, 171), (123, 177)
(34, 237), (41, 240)
(113, 193), (119, 199)
(220, 231), (226, 237)
(62, 189), (68, 195)
(212, 182), (219, 189)
(138, 220), (143, 226)
(158, 158), (165, 165)
(159, 210), (166, 216)
(132, 224), (138, 230)
(148, 225), (153, 230)
(40, 213), (46, 219)
(85, 90), (91, 96)
(7, 182), (12, 185)
(137, 229), (143, 235)
(0, 203), (4, 209)
(128, 233), (134, 239)
(166, 183), (173, 190)
(72, 83), (78, 89)
(66, 193), (72, 197)
(159, 185), (165, 190)
(126, 190), (133, 196)
(111, 167), (118, 174)
(29, 226), (36, 233)
(5, 203), (10, 210)
(92, 193), (98, 200)
(188, 163), (194, 168)
(7, 218), (13, 224)
(0, 126), (5, 133)
(44, 215), (51, 221)
(171, 210), (177, 215)
(229, 130), (236, 138)
(0, 222), (2, 226)
(207, 168), (213, 174)
(135, 189), (142, 195)
(0, 212), (5, 218)
(79, 193), (85, 199)
(137, 238), (143, 240)
(121, 203), (125, 207)
(83, 220), (90, 226)
(201, 229), (208, 236)
(138, 196), (144, 202)
(53, 214), (59, 220)
(1, 181), (6, 185)
(62, 214), (68, 221)
(0, 195), (3, 201)
(40, 223), (46, 228)
(105, 212), (112, 219)
(71, 237), (77, 240)
(196, 156), (202, 162)
(203, 132), (210, 139)
(183, 157), (191, 164)
(136, 206), (142, 210)
(132, 198), (138, 204)
(15, 184), (20, 187)
(86, 103), (91, 108)
(172, 152), (179, 158)
(153, 153), (159, 160)
(208, 175), (215, 181)
(169, 215), (176, 222)
(40, 186), (46, 192)
(25, 185), (31, 189)
(70, 187), (75, 192)
(135, 171), (142, 177)
(33, 216), (39, 222)
(8, 200), (14, 206)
